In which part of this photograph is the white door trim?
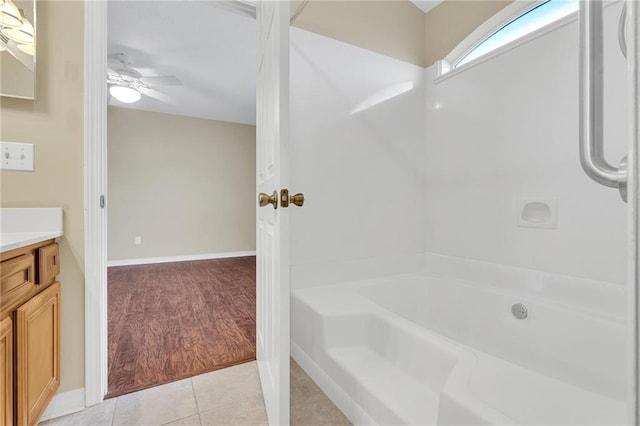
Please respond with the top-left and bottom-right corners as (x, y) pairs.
(83, 0), (108, 407)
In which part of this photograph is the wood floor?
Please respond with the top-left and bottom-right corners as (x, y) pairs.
(106, 256), (256, 398)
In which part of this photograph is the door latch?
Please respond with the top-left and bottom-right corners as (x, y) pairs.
(280, 189), (304, 208)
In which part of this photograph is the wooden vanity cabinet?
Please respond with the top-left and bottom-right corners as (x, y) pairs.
(0, 317), (12, 426)
(1, 240), (61, 426)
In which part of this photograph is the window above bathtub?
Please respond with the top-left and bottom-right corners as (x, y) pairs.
(442, 0), (579, 73)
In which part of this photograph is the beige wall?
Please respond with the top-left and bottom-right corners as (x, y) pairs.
(0, 0), (85, 393)
(1, 52), (35, 99)
(292, 0), (514, 68)
(292, 0), (427, 67)
(108, 107), (256, 261)
(425, 0), (513, 66)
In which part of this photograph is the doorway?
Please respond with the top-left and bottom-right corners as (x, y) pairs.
(103, 0), (258, 398)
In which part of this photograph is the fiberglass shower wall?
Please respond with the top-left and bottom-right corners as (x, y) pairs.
(289, 2), (631, 423)
(422, 1), (629, 417)
(424, 3), (627, 284)
(289, 28), (427, 289)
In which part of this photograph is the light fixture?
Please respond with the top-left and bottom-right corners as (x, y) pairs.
(0, 0), (22, 28)
(17, 42), (33, 56)
(110, 85), (141, 103)
(1, 17), (33, 44)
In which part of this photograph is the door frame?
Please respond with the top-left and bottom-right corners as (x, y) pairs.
(84, 0), (108, 407)
(83, 0), (263, 408)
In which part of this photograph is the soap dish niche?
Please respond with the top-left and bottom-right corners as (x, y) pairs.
(517, 198), (558, 229)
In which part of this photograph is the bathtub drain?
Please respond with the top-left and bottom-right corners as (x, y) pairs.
(511, 303), (528, 320)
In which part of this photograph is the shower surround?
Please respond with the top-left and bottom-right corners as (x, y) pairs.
(289, 2), (629, 424)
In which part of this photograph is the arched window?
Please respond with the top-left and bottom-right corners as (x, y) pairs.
(449, 0), (579, 69)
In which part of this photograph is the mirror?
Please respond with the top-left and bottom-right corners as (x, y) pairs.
(0, 0), (36, 99)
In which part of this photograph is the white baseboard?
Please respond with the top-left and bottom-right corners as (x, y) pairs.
(107, 250), (256, 267)
(291, 342), (377, 425)
(40, 388), (86, 422)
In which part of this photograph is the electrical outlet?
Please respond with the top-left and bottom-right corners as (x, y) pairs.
(134, 236), (142, 245)
(0, 141), (34, 171)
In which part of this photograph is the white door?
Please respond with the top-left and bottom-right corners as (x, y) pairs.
(256, 1), (290, 425)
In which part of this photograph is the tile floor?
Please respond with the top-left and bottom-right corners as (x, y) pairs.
(290, 361), (350, 426)
(40, 360), (351, 426)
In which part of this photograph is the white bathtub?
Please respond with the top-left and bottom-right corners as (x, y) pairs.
(291, 264), (627, 425)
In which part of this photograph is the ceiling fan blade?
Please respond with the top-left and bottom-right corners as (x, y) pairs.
(143, 88), (174, 105)
(140, 75), (181, 86)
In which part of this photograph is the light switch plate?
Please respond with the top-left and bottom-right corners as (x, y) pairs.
(0, 141), (35, 171)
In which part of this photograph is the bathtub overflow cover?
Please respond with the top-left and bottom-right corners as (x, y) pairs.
(511, 303), (528, 320)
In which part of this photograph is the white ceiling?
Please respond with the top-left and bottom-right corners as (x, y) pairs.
(409, 0), (443, 14)
(107, 1), (440, 125)
(107, 1), (257, 125)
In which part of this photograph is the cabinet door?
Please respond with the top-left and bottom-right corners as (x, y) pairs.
(16, 282), (60, 426)
(0, 317), (12, 426)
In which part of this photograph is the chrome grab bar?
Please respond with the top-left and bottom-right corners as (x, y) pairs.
(619, 1), (627, 59)
(579, 0), (628, 202)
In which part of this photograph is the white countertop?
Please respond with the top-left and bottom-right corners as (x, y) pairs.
(0, 208), (64, 253)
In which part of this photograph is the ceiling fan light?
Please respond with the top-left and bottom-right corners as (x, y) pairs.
(17, 42), (33, 56)
(0, 0), (22, 28)
(110, 85), (141, 103)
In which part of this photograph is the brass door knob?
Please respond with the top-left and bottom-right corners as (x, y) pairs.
(280, 189), (304, 207)
(290, 193), (304, 207)
(258, 191), (278, 209)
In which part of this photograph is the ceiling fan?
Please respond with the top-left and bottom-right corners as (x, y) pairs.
(107, 53), (181, 104)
